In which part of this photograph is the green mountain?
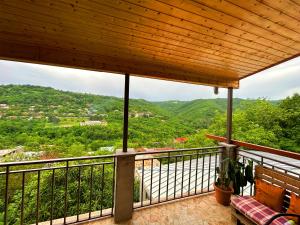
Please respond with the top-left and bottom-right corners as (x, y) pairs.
(0, 85), (237, 123)
(0, 85), (297, 155)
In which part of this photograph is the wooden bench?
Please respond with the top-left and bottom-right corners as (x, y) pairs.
(231, 165), (300, 225)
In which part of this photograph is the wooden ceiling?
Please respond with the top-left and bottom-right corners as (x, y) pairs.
(0, 0), (299, 88)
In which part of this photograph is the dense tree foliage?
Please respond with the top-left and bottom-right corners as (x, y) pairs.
(185, 95), (300, 151)
(0, 85), (299, 224)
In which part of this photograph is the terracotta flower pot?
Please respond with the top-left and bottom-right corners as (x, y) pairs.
(213, 183), (233, 206)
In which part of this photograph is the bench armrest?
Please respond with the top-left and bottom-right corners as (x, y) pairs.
(265, 213), (300, 225)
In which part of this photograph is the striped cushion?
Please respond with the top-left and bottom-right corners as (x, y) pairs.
(232, 196), (289, 225)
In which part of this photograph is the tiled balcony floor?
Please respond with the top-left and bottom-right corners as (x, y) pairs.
(89, 193), (234, 225)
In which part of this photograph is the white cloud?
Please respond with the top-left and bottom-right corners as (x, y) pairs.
(0, 57), (299, 101)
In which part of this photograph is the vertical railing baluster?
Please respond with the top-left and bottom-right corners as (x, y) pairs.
(194, 151), (199, 195)
(20, 172), (25, 225)
(158, 159), (161, 203)
(64, 161), (69, 224)
(4, 166), (9, 225)
(89, 165), (94, 219)
(166, 152), (170, 200)
(100, 164), (105, 217)
(141, 160), (144, 207)
(208, 153), (211, 192)
(150, 159), (153, 205)
(77, 167), (81, 222)
(214, 152), (217, 184)
(50, 169), (55, 225)
(201, 156), (205, 193)
(181, 154), (184, 197)
(188, 155), (192, 195)
(241, 156), (245, 196)
(111, 159), (115, 215)
(174, 156), (178, 199)
(36, 170), (40, 225)
(250, 158), (255, 196)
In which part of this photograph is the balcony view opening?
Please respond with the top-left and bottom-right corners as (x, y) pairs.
(0, 1), (299, 225)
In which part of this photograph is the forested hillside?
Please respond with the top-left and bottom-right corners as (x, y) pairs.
(0, 85), (299, 225)
(0, 85), (299, 160)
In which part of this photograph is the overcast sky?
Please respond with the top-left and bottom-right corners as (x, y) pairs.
(0, 57), (299, 101)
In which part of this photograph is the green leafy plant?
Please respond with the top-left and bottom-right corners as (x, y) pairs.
(215, 158), (254, 195)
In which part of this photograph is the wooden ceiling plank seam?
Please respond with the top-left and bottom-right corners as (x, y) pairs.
(0, 32), (244, 79)
(226, 0), (299, 40)
(194, 0), (300, 43)
(1, 19), (261, 72)
(261, 0), (300, 20)
(129, 0), (300, 54)
(0, 3), (276, 66)
(240, 53), (300, 80)
(0, 17), (260, 74)
(74, 0), (289, 59)
(259, 1), (300, 23)
(100, 23), (268, 68)
(95, 0), (293, 58)
(48, 0), (282, 61)
(38, 0), (286, 62)
(155, 0), (297, 50)
(0, 32), (249, 77)
(0, 0), (298, 86)
(290, 0), (300, 6)
(225, 0), (300, 36)
(70, 6), (279, 64)
(0, 40), (238, 87)
(3, 1), (296, 78)
(164, 0), (300, 52)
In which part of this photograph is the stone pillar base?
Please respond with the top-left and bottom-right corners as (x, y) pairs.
(114, 149), (136, 223)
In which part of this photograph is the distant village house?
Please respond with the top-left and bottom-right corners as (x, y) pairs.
(80, 120), (108, 126)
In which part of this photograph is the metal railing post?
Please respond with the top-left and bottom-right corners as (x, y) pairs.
(4, 166), (9, 225)
(114, 149), (135, 223)
(227, 87), (233, 144)
(122, 73), (130, 153)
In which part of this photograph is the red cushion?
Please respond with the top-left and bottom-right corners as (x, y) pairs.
(231, 196), (289, 225)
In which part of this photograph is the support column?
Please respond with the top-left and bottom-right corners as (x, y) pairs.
(114, 149), (135, 223)
(218, 142), (237, 177)
(219, 142), (237, 161)
(123, 73), (130, 152)
(226, 87), (233, 144)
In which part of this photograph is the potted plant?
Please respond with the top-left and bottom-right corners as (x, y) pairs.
(214, 158), (254, 206)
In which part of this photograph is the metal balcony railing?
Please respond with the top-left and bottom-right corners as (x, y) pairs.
(0, 155), (115, 225)
(1, 143), (299, 225)
(237, 149), (300, 198)
(133, 146), (222, 208)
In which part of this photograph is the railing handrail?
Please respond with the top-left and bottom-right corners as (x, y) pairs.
(206, 134), (300, 160)
(0, 146), (223, 167)
(134, 146), (223, 156)
(135, 150), (222, 161)
(238, 149), (300, 170)
(0, 154), (115, 167)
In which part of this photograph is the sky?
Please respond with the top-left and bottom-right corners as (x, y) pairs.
(0, 57), (299, 101)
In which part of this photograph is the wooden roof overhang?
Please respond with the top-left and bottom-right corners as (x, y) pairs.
(0, 0), (299, 88)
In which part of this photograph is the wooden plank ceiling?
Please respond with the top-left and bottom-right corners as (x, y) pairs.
(0, 0), (299, 88)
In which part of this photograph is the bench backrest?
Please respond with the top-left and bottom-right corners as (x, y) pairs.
(255, 165), (300, 210)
